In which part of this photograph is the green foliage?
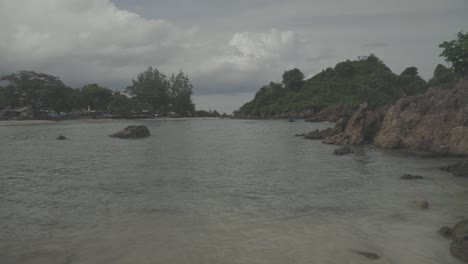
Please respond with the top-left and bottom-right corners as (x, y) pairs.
(108, 92), (133, 117)
(125, 66), (170, 114)
(439, 31), (468, 75)
(428, 64), (461, 88)
(81, 84), (113, 111)
(0, 71), (73, 114)
(282, 68), (304, 91)
(125, 67), (195, 116)
(169, 71), (195, 116)
(397, 67), (428, 96)
(237, 55), (430, 116)
(401, 67), (418, 76)
(194, 110), (221, 117)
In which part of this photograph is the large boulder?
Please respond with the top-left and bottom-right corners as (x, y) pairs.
(110, 125), (151, 139)
(373, 77), (468, 155)
(450, 219), (468, 262)
(333, 146), (354, 155)
(441, 159), (468, 177)
(323, 103), (387, 145)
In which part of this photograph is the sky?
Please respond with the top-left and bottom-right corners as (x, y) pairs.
(0, 0), (467, 113)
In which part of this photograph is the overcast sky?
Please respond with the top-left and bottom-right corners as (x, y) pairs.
(0, 0), (467, 113)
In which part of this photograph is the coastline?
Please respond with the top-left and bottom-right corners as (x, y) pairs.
(0, 117), (221, 126)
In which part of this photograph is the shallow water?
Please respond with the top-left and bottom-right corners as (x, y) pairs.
(0, 119), (467, 264)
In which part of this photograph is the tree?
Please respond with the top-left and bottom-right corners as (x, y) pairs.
(169, 71), (195, 116)
(401, 67), (418, 76)
(428, 64), (460, 87)
(282, 68), (304, 91)
(397, 67), (427, 96)
(125, 67), (170, 114)
(108, 92), (133, 117)
(0, 71), (68, 114)
(439, 31), (468, 75)
(81, 84), (113, 111)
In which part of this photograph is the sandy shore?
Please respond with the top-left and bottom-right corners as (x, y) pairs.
(0, 117), (222, 126)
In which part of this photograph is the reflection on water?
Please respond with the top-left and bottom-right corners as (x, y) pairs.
(0, 119), (467, 264)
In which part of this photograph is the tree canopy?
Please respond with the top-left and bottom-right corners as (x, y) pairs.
(439, 31), (468, 75)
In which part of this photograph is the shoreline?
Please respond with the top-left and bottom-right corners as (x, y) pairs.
(0, 117), (222, 126)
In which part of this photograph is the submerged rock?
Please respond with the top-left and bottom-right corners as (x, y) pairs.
(304, 129), (322, 140)
(56, 135), (67, 140)
(400, 174), (424, 180)
(354, 250), (380, 260)
(333, 146), (353, 155)
(450, 219), (468, 262)
(110, 125), (151, 139)
(439, 226), (453, 238)
(441, 159), (468, 177)
(414, 200), (429, 209)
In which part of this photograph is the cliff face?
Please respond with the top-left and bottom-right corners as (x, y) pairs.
(374, 77), (468, 155)
(324, 76), (468, 156)
(323, 103), (387, 145)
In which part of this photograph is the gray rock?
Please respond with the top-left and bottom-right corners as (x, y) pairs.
(354, 250), (380, 260)
(441, 159), (468, 177)
(110, 125), (151, 139)
(413, 200), (429, 209)
(400, 174), (424, 180)
(56, 135), (67, 140)
(450, 219), (468, 262)
(439, 226), (453, 238)
(333, 146), (353, 155)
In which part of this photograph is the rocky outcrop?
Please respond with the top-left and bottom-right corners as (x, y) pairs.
(373, 77), (468, 155)
(56, 135), (67, 140)
(110, 125), (151, 139)
(321, 76), (468, 156)
(305, 104), (355, 122)
(440, 219), (468, 262)
(441, 159), (468, 177)
(323, 103), (387, 145)
(302, 116), (348, 140)
(333, 146), (354, 155)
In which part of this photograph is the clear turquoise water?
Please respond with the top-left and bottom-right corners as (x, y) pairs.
(0, 119), (467, 264)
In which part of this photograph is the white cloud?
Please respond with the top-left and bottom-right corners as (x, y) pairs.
(204, 29), (300, 72)
(0, 0), (198, 86)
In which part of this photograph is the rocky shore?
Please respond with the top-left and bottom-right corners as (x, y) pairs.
(299, 76), (468, 261)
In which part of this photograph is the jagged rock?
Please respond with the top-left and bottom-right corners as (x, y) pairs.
(333, 146), (354, 155)
(441, 159), (468, 177)
(374, 77), (468, 156)
(304, 129), (322, 140)
(56, 135), (67, 140)
(304, 104), (354, 122)
(323, 103), (387, 145)
(450, 219), (468, 262)
(110, 125), (151, 139)
(413, 200), (429, 209)
(400, 174), (424, 180)
(439, 226), (453, 238)
(354, 250), (380, 260)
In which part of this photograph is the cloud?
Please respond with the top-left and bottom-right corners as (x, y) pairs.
(0, 0), (198, 88)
